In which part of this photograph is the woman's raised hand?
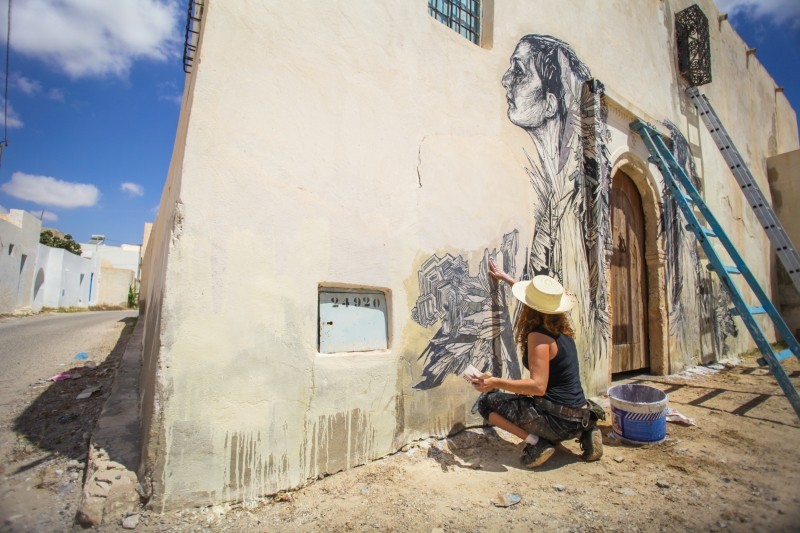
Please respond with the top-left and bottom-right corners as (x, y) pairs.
(488, 258), (515, 286)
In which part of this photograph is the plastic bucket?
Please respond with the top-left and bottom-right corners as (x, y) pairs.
(608, 384), (668, 444)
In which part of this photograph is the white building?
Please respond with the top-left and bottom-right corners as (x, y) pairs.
(0, 210), (41, 313)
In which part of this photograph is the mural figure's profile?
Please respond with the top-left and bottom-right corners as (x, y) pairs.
(412, 34), (611, 390)
(502, 35), (611, 375)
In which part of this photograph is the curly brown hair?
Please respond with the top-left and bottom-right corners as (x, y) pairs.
(514, 305), (575, 356)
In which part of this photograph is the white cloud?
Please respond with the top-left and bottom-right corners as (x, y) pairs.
(0, 204), (6, 213)
(158, 81), (183, 105)
(12, 75), (42, 95)
(121, 182), (144, 197)
(7, 0), (183, 79)
(0, 98), (23, 128)
(29, 209), (58, 222)
(48, 88), (65, 101)
(1, 172), (100, 208)
(714, 0), (800, 27)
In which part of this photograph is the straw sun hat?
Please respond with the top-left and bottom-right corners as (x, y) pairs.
(511, 275), (576, 314)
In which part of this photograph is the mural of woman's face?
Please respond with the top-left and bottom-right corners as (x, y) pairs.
(502, 42), (558, 131)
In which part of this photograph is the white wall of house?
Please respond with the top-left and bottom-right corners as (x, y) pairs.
(80, 241), (143, 307)
(32, 244), (96, 311)
(140, 0), (799, 509)
(0, 210), (41, 314)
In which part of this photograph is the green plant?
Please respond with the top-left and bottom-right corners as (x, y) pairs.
(127, 284), (140, 309)
(39, 230), (82, 255)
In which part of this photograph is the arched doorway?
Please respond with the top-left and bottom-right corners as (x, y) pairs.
(611, 170), (649, 373)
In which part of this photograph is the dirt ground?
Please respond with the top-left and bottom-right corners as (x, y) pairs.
(3, 321), (800, 532)
(104, 351), (800, 533)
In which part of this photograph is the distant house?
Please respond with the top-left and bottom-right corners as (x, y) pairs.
(79, 239), (144, 307)
(139, 1), (799, 509)
(0, 209), (148, 313)
(0, 210), (41, 313)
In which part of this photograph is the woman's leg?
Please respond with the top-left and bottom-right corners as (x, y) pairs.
(487, 412), (529, 440)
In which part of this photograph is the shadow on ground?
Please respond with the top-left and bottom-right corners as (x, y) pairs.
(10, 316), (137, 474)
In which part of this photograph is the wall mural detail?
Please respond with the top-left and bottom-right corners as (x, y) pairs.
(412, 34), (613, 390)
(412, 231), (520, 390)
(661, 120), (737, 357)
(503, 35), (612, 375)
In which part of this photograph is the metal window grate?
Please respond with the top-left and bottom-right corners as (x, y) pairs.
(676, 4), (712, 87)
(428, 0), (481, 45)
(183, 0), (205, 74)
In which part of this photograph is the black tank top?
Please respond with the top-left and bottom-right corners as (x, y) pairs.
(523, 327), (587, 408)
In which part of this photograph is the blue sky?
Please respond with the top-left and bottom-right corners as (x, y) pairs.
(0, 1), (798, 247)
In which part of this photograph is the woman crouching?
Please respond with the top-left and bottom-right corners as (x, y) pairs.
(472, 261), (604, 467)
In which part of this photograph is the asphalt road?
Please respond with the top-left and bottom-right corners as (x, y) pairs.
(0, 310), (138, 408)
(0, 309), (137, 532)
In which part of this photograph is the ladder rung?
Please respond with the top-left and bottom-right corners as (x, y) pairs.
(730, 306), (765, 316)
(707, 264), (740, 275)
(695, 225), (716, 238)
(757, 349), (795, 366)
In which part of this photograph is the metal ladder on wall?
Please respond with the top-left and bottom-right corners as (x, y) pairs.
(687, 87), (800, 294)
(631, 119), (800, 420)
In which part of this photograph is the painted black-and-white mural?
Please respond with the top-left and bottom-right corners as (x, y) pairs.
(504, 35), (612, 377)
(411, 231), (521, 390)
(661, 120), (737, 358)
(413, 35), (612, 389)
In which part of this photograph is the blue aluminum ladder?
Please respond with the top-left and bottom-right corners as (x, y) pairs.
(631, 119), (800, 420)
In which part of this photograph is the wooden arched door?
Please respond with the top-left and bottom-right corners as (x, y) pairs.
(611, 171), (649, 373)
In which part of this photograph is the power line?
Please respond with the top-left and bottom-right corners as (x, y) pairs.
(1, 0), (11, 166)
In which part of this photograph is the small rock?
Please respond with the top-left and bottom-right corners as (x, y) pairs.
(656, 480), (670, 489)
(122, 514), (140, 529)
(493, 493), (521, 507)
(552, 484), (566, 492)
(717, 520), (728, 529)
(617, 487), (637, 496)
(613, 456), (624, 463)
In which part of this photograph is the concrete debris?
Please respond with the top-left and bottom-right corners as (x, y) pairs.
(76, 445), (140, 527)
(122, 513), (140, 529)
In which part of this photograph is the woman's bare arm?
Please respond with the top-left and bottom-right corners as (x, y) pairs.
(472, 332), (554, 395)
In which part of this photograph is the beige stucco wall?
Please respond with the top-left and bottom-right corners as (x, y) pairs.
(97, 266), (134, 307)
(140, 0), (799, 509)
(768, 149), (800, 338)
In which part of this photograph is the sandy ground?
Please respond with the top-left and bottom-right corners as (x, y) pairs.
(2, 313), (799, 532)
(106, 351), (800, 533)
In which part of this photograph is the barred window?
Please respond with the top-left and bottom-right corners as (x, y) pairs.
(428, 0), (481, 45)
